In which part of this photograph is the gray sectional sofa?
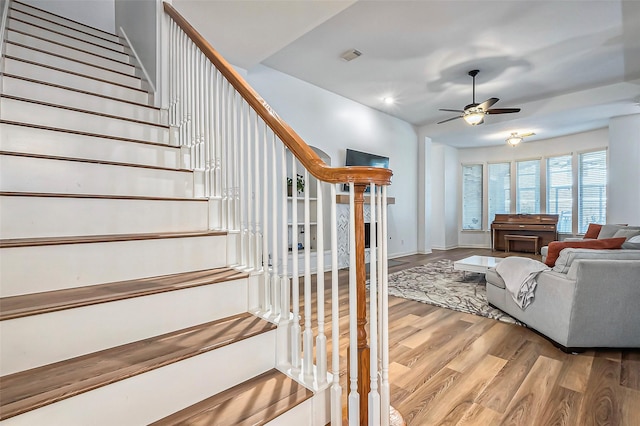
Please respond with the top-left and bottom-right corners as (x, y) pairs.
(486, 244), (640, 351)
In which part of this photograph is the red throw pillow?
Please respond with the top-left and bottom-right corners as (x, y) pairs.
(583, 223), (603, 239)
(544, 237), (627, 267)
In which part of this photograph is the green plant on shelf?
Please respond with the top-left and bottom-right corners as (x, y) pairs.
(287, 174), (305, 195)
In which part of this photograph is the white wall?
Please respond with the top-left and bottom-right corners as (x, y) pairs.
(430, 144), (458, 250)
(114, 0), (158, 90)
(22, 0), (115, 33)
(452, 128), (609, 248)
(608, 114), (640, 224)
(245, 64), (419, 259)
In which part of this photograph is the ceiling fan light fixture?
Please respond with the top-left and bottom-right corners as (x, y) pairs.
(464, 111), (485, 125)
(506, 135), (523, 146)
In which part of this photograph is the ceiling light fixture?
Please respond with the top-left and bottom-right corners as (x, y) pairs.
(506, 134), (523, 146)
(506, 131), (536, 146)
(463, 110), (485, 125)
(383, 97), (395, 105)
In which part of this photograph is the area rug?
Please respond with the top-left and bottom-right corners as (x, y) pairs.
(387, 259), (519, 324)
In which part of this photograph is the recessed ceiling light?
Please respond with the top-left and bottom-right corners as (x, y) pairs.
(383, 97), (395, 105)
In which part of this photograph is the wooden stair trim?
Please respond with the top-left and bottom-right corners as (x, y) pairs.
(12, 0), (122, 40)
(7, 28), (131, 66)
(1, 120), (172, 148)
(0, 230), (227, 248)
(3, 74), (161, 111)
(9, 16), (127, 55)
(0, 267), (248, 321)
(3, 54), (146, 93)
(1, 95), (169, 129)
(151, 369), (313, 426)
(0, 313), (276, 421)
(0, 150), (190, 174)
(8, 7), (124, 48)
(0, 191), (206, 202)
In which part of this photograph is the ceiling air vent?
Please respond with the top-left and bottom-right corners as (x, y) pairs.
(340, 49), (362, 62)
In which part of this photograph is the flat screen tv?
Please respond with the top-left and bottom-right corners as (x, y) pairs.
(343, 149), (390, 192)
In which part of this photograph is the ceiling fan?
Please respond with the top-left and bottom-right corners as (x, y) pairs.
(437, 70), (521, 125)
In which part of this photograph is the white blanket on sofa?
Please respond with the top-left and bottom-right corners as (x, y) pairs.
(495, 257), (550, 309)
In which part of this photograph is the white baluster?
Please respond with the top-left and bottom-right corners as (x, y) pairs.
(290, 155), (301, 374)
(302, 168), (313, 382)
(281, 145), (289, 318)
(262, 128), (270, 313)
(246, 106), (254, 270)
(270, 133), (279, 319)
(369, 184), (380, 426)
(238, 98), (246, 267)
(330, 183), (342, 426)
(316, 179), (327, 387)
(380, 185), (390, 426)
(348, 182), (359, 425)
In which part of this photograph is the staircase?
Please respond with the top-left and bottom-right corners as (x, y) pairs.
(0, 1), (314, 424)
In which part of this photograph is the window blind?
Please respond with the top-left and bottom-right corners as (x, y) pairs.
(516, 159), (540, 214)
(488, 162), (510, 228)
(578, 150), (607, 233)
(547, 155), (572, 233)
(462, 164), (482, 230)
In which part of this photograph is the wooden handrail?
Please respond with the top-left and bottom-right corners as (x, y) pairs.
(163, 2), (392, 186)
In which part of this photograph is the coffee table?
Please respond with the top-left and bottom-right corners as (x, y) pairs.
(453, 255), (502, 278)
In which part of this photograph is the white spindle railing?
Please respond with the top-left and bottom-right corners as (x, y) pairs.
(165, 4), (393, 424)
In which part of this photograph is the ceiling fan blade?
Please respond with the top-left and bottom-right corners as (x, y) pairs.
(439, 108), (465, 113)
(437, 115), (463, 124)
(476, 97), (499, 111)
(486, 108), (521, 114)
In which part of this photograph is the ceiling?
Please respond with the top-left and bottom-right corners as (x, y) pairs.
(173, 0), (640, 148)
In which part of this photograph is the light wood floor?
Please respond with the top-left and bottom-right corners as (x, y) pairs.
(323, 248), (640, 425)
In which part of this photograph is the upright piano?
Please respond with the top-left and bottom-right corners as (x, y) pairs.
(491, 214), (559, 252)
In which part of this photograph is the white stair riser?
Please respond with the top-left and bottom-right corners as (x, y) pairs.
(9, 18), (127, 59)
(5, 42), (138, 86)
(0, 123), (177, 169)
(3, 57), (147, 103)
(0, 234), (227, 297)
(9, 3), (121, 43)
(1, 98), (169, 143)
(2, 77), (163, 124)
(0, 196), (208, 239)
(7, 30), (131, 71)
(9, 8), (125, 52)
(0, 330), (276, 426)
(265, 398), (315, 426)
(0, 155), (191, 198)
(0, 278), (248, 375)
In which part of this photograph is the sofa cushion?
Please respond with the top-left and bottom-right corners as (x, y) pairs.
(584, 223), (602, 239)
(613, 228), (640, 241)
(552, 248), (640, 273)
(598, 224), (640, 239)
(544, 237), (627, 267)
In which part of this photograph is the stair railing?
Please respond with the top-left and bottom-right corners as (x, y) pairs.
(164, 4), (392, 425)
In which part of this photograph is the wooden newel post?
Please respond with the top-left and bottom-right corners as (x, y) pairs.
(346, 183), (370, 425)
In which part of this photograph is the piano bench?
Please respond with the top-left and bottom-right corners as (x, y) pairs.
(504, 234), (540, 254)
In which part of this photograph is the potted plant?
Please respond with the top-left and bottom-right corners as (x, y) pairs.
(287, 174), (305, 196)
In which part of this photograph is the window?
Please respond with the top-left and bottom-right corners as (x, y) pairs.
(516, 160), (540, 214)
(547, 155), (572, 233)
(488, 163), (510, 228)
(462, 164), (482, 230)
(578, 150), (607, 233)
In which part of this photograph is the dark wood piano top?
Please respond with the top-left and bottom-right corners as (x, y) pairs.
(492, 214), (559, 225)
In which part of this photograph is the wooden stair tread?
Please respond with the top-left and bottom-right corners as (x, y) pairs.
(0, 313), (276, 421)
(0, 230), (227, 248)
(151, 369), (312, 426)
(0, 267), (247, 321)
